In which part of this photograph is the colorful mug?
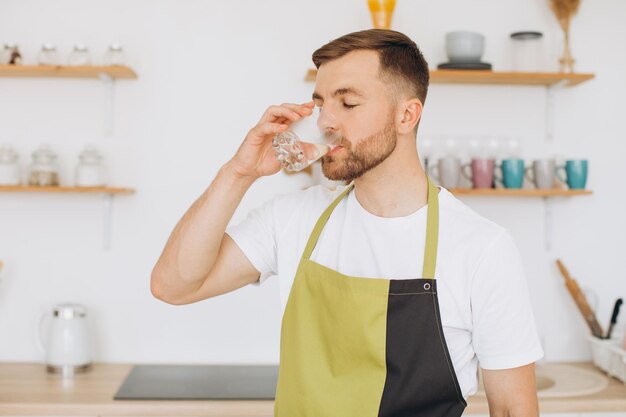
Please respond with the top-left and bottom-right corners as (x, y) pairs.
(557, 159), (588, 189)
(525, 159), (556, 190)
(461, 158), (495, 189)
(429, 157), (461, 189)
(494, 158), (525, 189)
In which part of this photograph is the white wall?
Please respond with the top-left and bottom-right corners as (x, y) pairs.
(0, 0), (624, 364)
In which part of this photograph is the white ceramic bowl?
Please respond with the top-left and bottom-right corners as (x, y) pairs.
(445, 31), (485, 63)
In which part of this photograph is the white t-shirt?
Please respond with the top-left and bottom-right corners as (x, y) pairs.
(226, 184), (544, 399)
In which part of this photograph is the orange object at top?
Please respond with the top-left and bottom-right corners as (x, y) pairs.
(367, 0), (396, 29)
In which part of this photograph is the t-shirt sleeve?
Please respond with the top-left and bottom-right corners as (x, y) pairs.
(470, 230), (544, 369)
(225, 198), (278, 286)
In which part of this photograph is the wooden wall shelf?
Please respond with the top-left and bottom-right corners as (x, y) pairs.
(0, 185), (135, 250)
(448, 188), (592, 197)
(0, 64), (137, 79)
(429, 70), (594, 87)
(305, 69), (594, 87)
(0, 185), (135, 194)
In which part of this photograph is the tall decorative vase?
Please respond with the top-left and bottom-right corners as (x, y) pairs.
(367, 0), (397, 30)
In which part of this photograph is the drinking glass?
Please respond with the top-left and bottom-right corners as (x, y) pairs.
(272, 108), (341, 172)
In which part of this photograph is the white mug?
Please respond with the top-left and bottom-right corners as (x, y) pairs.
(429, 157), (461, 189)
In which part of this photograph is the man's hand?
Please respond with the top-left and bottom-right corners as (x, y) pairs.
(229, 101), (315, 179)
(482, 363), (540, 417)
(151, 100), (316, 305)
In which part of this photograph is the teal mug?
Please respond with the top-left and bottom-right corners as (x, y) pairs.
(494, 158), (525, 189)
(557, 159), (588, 189)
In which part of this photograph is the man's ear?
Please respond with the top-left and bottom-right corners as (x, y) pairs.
(397, 99), (423, 135)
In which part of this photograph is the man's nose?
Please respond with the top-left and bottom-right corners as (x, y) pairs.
(317, 108), (340, 139)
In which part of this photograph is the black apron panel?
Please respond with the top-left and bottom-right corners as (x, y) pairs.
(377, 279), (466, 417)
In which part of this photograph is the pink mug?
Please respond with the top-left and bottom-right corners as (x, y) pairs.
(461, 158), (495, 189)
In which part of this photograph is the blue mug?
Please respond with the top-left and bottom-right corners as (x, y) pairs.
(495, 158), (525, 189)
(557, 159), (588, 189)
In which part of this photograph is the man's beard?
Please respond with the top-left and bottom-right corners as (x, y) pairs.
(321, 115), (397, 182)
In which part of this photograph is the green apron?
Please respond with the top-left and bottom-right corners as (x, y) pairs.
(274, 177), (466, 417)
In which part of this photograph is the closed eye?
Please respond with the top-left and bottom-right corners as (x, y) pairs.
(315, 103), (358, 111)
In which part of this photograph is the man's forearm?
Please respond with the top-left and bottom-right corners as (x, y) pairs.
(151, 162), (256, 294)
(489, 403), (539, 417)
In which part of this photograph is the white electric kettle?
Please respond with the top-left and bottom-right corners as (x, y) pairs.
(37, 303), (92, 376)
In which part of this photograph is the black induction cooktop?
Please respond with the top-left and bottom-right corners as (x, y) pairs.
(113, 364), (278, 400)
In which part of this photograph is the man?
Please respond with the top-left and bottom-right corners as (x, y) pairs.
(151, 29), (543, 416)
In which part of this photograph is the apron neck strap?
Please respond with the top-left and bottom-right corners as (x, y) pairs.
(300, 182), (355, 262)
(301, 177), (440, 279)
(422, 177), (439, 279)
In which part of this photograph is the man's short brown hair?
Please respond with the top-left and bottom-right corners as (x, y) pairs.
(312, 29), (430, 108)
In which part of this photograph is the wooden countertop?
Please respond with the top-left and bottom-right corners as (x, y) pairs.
(0, 361), (625, 416)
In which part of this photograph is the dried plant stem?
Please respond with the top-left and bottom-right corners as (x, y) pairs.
(560, 28), (575, 73)
(549, 0), (581, 73)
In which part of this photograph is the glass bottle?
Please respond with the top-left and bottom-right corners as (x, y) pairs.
(28, 144), (60, 186)
(484, 135), (501, 160)
(103, 43), (124, 66)
(0, 143), (21, 185)
(37, 44), (59, 66)
(75, 145), (106, 187)
(272, 108), (342, 172)
(501, 136), (522, 159)
(67, 44), (91, 66)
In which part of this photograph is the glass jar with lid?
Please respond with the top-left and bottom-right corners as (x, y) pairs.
(28, 144), (60, 186)
(37, 44), (60, 66)
(0, 44), (13, 64)
(0, 143), (21, 185)
(67, 44), (91, 66)
(1, 43), (22, 65)
(103, 43), (125, 66)
(75, 145), (106, 187)
(510, 31), (545, 72)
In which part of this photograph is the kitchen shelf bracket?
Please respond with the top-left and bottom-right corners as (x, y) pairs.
(98, 72), (115, 137)
(543, 196), (553, 252)
(545, 80), (568, 142)
(102, 193), (114, 250)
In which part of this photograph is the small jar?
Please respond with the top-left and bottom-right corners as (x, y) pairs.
(28, 144), (60, 186)
(1, 43), (22, 65)
(103, 43), (125, 66)
(37, 44), (59, 66)
(0, 44), (13, 64)
(67, 44), (91, 66)
(0, 144), (21, 185)
(510, 31), (544, 72)
(75, 145), (106, 187)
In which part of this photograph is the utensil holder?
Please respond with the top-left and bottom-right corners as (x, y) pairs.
(587, 335), (626, 383)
